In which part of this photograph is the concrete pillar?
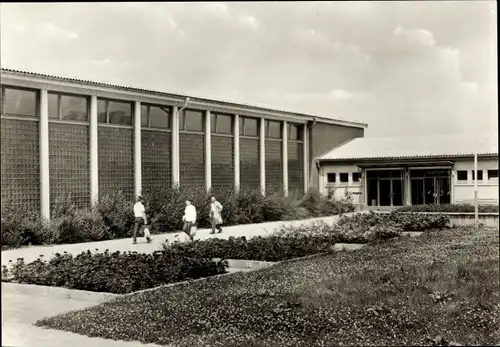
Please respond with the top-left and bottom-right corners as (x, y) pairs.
(90, 95), (99, 206)
(134, 101), (142, 198)
(260, 118), (266, 195)
(282, 121), (288, 196)
(303, 125), (308, 193)
(39, 88), (50, 220)
(404, 169), (411, 205)
(172, 106), (180, 187)
(234, 114), (240, 191)
(205, 110), (212, 192)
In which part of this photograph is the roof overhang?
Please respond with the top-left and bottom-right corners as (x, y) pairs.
(0, 68), (368, 129)
(318, 153), (498, 163)
(356, 160), (455, 168)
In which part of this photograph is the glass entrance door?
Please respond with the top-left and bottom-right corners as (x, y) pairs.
(379, 180), (391, 206)
(392, 179), (404, 206)
(424, 178), (436, 204)
(437, 177), (451, 204)
(410, 169), (451, 205)
(411, 179), (424, 205)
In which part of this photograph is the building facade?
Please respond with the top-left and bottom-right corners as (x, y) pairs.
(0, 69), (367, 219)
(317, 135), (499, 209)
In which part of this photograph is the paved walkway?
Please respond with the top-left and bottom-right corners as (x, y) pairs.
(1, 213), (359, 347)
(2, 288), (164, 347)
(2, 214), (355, 265)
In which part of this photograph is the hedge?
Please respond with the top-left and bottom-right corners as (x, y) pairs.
(396, 204), (499, 213)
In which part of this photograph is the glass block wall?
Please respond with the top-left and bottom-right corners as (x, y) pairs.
(141, 130), (172, 194)
(179, 133), (205, 190)
(265, 140), (283, 194)
(211, 135), (234, 194)
(49, 123), (90, 208)
(239, 138), (260, 191)
(98, 127), (134, 200)
(287, 141), (304, 194)
(0, 119), (40, 211)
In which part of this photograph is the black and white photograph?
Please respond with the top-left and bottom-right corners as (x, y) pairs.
(1, 1), (498, 346)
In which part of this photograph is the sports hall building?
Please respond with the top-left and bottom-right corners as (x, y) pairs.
(0, 68), (367, 219)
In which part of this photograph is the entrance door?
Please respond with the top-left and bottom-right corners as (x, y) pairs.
(411, 179), (424, 205)
(437, 177), (451, 204)
(379, 180), (391, 206)
(392, 179), (404, 206)
(424, 178), (436, 204)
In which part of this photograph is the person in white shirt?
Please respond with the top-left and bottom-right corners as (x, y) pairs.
(182, 200), (197, 240)
(133, 196), (150, 244)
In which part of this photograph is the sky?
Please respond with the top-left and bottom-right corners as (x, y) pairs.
(1, 1), (497, 138)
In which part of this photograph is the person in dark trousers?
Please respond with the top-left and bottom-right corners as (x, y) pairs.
(209, 196), (223, 234)
(133, 195), (150, 244)
(182, 200), (197, 240)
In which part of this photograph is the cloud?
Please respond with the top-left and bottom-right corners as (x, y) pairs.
(0, 2), (495, 138)
(394, 27), (435, 46)
(329, 89), (354, 100)
(41, 22), (78, 40)
(238, 14), (258, 29)
(90, 58), (110, 65)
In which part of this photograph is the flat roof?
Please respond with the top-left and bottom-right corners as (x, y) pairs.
(317, 133), (499, 161)
(0, 68), (368, 129)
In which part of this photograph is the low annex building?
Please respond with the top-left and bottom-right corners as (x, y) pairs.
(316, 134), (499, 209)
(0, 68), (367, 219)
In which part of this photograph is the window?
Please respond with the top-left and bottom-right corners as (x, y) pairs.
(148, 105), (171, 129)
(60, 95), (88, 121)
(97, 99), (133, 125)
(98, 100), (107, 123)
(180, 109), (203, 131)
(488, 170), (499, 181)
(266, 120), (282, 138)
(108, 101), (132, 125)
(288, 123), (303, 141)
(140, 105), (148, 127)
(340, 173), (349, 183)
(240, 117), (258, 136)
(352, 172), (361, 182)
(327, 173), (336, 183)
(48, 93), (59, 119)
(211, 113), (232, 134)
(47, 93), (89, 121)
(2, 87), (37, 117)
(457, 170), (468, 181)
(471, 170), (483, 181)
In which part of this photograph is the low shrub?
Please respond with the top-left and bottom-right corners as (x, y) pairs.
(1, 249), (228, 294)
(396, 204), (499, 213)
(163, 233), (339, 262)
(48, 208), (109, 244)
(1, 201), (47, 249)
(94, 192), (135, 238)
(388, 211), (450, 231)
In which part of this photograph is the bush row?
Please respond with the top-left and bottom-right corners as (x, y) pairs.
(1, 211), (453, 293)
(1, 187), (354, 249)
(396, 203), (499, 213)
(1, 249), (228, 294)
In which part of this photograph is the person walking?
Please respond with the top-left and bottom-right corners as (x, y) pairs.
(133, 195), (150, 244)
(182, 200), (197, 240)
(209, 196), (223, 234)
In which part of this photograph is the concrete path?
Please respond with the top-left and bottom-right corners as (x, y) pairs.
(2, 214), (357, 265)
(1, 288), (163, 347)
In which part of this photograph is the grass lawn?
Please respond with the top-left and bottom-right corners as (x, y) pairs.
(36, 227), (500, 347)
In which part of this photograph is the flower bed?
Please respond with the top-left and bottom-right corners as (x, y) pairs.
(1, 250), (227, 294)
(396, 203), (499, 213)
(35, 226), (500, 346)
(1, 187), (353, 250)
